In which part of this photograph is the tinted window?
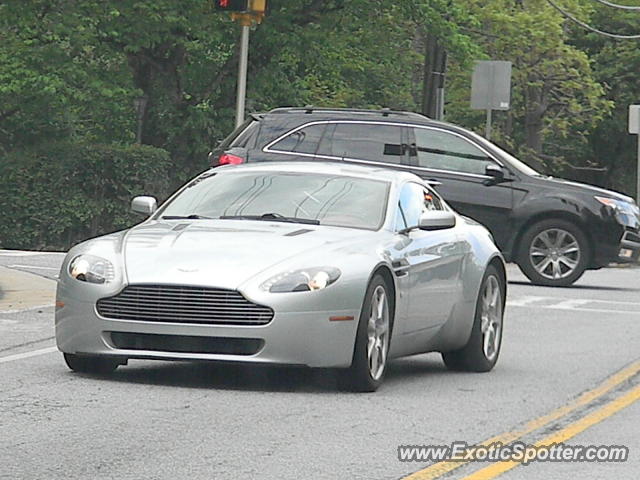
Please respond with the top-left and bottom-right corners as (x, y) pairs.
(270, 124), (326, 154)
(318, 123), (404, 164)
(413, 128), (494, 175)
(160, 171), (390, 231)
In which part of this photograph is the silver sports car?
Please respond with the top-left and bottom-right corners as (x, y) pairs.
(56, 162), (506, 391)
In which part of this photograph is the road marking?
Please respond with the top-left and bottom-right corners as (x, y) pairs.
(506, 295), (640, 315)
(504, 296), (548, 308)
(402, 360), (640, 480)
(8, 264), (60, 270)
(508, 304), (639, 315)
(0, 250), (63, 257)
(0, 346), (57, 364)
(460, 385), (640, 480)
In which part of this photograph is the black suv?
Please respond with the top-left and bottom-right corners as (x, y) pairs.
(210, 107), (640, 286)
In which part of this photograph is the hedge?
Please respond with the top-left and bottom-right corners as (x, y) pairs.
(0, 142), (173, 251)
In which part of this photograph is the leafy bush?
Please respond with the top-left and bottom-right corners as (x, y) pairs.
(0, 142), (173, 250)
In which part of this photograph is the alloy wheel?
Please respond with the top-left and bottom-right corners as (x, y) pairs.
(366, 285), (389, 381)
(480, 275), (502, 362)
(529, 228), (581, 280)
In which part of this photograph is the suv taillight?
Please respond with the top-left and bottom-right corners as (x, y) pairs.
(218, 153), (245, 166)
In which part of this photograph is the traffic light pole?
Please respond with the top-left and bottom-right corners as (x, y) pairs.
(235, 24), (250, 128)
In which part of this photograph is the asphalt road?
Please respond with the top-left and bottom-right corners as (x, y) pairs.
(0, 250), (638, 480)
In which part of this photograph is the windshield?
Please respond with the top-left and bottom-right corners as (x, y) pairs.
(158, 171), (390, 230)
(466, 130), (541, 177)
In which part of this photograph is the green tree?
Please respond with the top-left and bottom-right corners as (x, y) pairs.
(445, 0), (610, 173)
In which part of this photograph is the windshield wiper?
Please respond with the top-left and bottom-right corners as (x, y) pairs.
(220, 213), (320, 225)
(161, 214), (213, 220)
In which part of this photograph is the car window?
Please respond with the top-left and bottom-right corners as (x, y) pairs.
(413, 128), (495, 175)
(395, 183), (424, 231)
(318, 123), (404, 164)
(269, 124), (326, 154)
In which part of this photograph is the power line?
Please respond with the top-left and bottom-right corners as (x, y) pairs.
(546, 0), (640, 39)
(592, 0), (640, 11)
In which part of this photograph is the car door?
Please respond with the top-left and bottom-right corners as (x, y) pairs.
(406, 125), (514, 252)
(393, 182), (465, 334)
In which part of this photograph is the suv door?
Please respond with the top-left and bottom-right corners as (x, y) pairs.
(406, 126), (514, 251)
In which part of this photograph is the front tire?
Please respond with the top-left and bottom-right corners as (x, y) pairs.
(516, 219), (589, 287)
(341, 275), (392, 392)
(63, 353), (121, 374)
(442, 265), (504, 372)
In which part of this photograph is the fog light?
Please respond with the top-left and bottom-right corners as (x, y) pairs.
(619, 248), (633, 258)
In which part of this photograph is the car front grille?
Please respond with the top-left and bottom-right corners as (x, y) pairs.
(96, 285), (274, 326)
(108, 332), (264, 355)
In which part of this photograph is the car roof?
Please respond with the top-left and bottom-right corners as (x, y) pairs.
(213, 161), (421, 185)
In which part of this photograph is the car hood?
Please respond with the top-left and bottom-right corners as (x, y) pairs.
(122, 220), (374, 289)
(536, 175), (635, 204)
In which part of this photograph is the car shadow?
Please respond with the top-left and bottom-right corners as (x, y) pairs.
(507, 280), (637, 292)
(67, 354), (453, 393)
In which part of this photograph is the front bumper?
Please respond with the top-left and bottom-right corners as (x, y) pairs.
(55, 279), (364, 368)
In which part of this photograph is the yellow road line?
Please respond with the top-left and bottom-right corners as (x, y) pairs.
(461, 384), (640, 479)
(403, 360), (640, 480)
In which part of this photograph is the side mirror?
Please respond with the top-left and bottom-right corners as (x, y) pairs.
(418, 211), (456, 231)
(131, 196), (157, 216)
(485, 164), (505, 182)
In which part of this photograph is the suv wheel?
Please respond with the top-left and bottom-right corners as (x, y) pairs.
(517, 219), (589, 287)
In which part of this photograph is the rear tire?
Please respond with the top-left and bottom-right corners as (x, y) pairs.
(340, 275), (392, 392)
(63, 353), (121, 374)
(516, 219), (589, 287)
(442, 265), (504, 372)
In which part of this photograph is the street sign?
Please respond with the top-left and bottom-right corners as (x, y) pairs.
(471, 61), (512, 140)
(471, 61), (512, 111)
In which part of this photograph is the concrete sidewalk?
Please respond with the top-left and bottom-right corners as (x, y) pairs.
(0, 266), (56, 312)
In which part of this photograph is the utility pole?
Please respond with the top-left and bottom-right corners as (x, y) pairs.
(235, 19), (251, 128)
(421, 34), (447, 120)
(214, 0), (268, 128)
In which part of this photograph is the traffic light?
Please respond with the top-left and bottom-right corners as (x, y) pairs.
(213, 0), (268, 15)
(214, 0), (249, 12)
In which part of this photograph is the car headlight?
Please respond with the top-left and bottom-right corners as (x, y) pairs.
(68, 255), (115, 284)
(595, 196), (640, 217)
(261, 267), (341, 293)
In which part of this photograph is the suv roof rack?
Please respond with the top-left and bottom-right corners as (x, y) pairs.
(267, 106), (430, 120)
